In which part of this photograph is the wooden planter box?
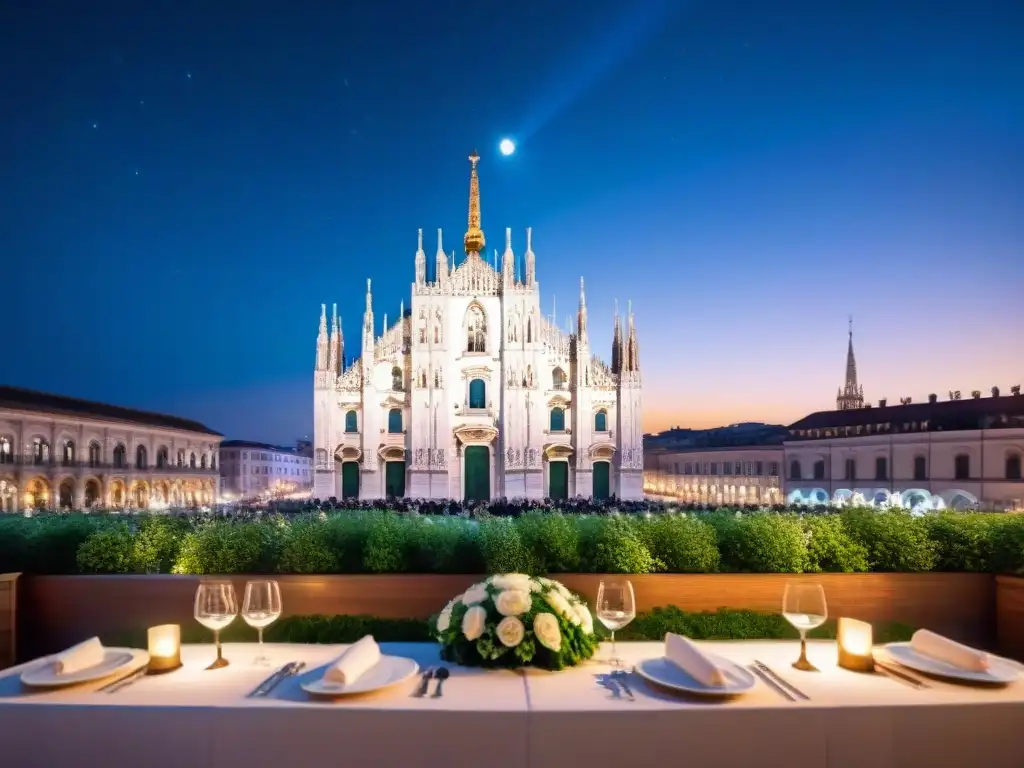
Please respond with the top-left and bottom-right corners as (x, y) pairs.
(0, 573), (18, 669)
(996, 576), (1024, 660)
(17, 572), (996, 660)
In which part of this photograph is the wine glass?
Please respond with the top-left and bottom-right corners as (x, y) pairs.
(782, 581), (827, 672)
(194, 580), (238, 670)
(243, 580), (282, 666)
(596, 579), (636, 668)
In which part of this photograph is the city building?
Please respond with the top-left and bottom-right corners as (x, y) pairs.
(0, 386), (221, 512)
(784, 388), (1024, 510)
(219, 440), (313, 499)
(312, 153), (644, 502)
(836, 318), (865, 411)
(643, 424), (786, 505)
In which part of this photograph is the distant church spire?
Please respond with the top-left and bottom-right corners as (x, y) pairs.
(577, 277), (589, 347)
(836, 316), (864, 410)
(611, 299), (623, 374)
(624, 300), (640, 372)
(328, 303), (342, 373)
(463, 151), (486, 255)
(315, 303), (329, 371)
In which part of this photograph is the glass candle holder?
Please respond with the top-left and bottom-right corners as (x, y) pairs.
(837, 617), (875, 673)
(147, 624), (182, 674)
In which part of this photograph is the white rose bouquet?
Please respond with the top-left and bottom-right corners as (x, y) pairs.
(433, 574), (598, 670)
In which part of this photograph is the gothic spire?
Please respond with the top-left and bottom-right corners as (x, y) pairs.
(624, 300), (640, 372)
(363, 279), (374, 335)
(836, 316), (864, 410)
(328, 303), (341, 373)
(414, 228), (426, 286)
(577, 277), (589, 346)
(611, 299), (623, 374)
(524, 227), (536, 285)
(502, 227), (515, 284)
(435, 228), (448, 283)
(463, 151), (486, 255)
(315, 303), (329, 371)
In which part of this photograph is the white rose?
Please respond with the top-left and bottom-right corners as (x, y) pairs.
(496, 616), (525, 648)
(533, 612), (562, 652)
(529, 579), (543, 593)
(575, 603), (594, 634)
(544, 590), (572, 618)
(491, 573), (532, 591)
(462, 605), (486, 641)
(495, 589), (532, 617)
(461, 583), (489, 606)
(437, 597), (458, 632)
(554, 582), (573, 601)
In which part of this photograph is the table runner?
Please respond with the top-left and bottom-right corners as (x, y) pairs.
(1, 640), (1022, 767)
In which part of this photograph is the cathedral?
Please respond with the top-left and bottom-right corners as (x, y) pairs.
(311, 153), (643, 502)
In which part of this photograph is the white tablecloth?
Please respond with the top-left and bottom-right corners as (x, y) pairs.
(1, 640), (1023, 768)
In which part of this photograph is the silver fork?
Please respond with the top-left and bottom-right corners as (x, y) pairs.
(613, 670), (635, 701)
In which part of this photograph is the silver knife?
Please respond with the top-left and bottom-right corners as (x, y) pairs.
(101, 667), (148, 694)
(253, 662), (302, 697)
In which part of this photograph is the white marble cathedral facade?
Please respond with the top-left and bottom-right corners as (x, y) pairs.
(312, 153), (643, 502)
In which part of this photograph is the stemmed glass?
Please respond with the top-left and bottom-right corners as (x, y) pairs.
(194, 580), (238, 670)
(243, 580), (282, 666)
(596, 579), (636, 668)
(782, 581), (827, 672)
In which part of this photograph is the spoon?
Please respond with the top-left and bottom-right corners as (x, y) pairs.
(432, 667), (450, 698)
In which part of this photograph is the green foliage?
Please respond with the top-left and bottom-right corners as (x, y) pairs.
(840, 509), (937, 572)
(2, 507), (1023, 576)
(802, 514), (869, 573)
(579, 516), (660, 573)
(713, 512), (810, 573)
(635, 514), (720, 573)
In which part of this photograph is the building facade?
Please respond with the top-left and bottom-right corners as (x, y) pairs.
(312, 153), (644, 502)
(0, 386), (222, 513)
(784, 389), (1024, 510)
(219, 440), (313, 499)
(644, 446), (785, 505)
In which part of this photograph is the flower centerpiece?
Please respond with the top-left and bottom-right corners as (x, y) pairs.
(433, 574), (598, 670)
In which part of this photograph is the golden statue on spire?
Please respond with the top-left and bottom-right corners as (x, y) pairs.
(464, 150), (486, 255)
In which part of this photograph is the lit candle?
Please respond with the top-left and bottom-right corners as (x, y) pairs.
(837, 617), (875, 672)
(147, 624), (182, 674)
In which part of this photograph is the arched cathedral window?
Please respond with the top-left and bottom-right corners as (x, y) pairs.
(466, 305), (487, 353)
(550, 407), (566, 432)
(388, 408), (403, 434)
(392, 366), (404, 391)
(344, 411), (358, 433)
(594, 410), (608, 432)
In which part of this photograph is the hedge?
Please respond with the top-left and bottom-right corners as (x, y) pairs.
(100, 607), (915, 648)
(1, 507), (1022, 575)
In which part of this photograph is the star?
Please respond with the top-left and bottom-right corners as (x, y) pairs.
(91, 122), (98, 129)
(186, 72), (192, 79)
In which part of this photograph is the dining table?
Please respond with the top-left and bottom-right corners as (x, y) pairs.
(1, 639), (1022, 768)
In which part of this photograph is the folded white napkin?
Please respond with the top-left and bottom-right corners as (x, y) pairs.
(322, 635), (382, 686)
(665, 632), (728, 687)
(53, 637), (106, 676)
(911, 629), (989, 672)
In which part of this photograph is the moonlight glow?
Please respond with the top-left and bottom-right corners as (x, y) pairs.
(499, 138), (516, 156)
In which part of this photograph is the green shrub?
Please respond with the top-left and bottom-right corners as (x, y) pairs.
(802, 514), (869, 573)
(988, 514), (1024, 575)
(635, 514), (720, 573)
(478, 518), (534, 574)
(77, 524), (136, 574)
(923, 512), (996, 572)
(841, 509), (937, 572)
(361, 511), (410, 573)
(172, 519), (278, 574)
(515, 512), (581, 573)
(579, 517), (660, 574)
(277, 515), (339, 574)
(405, 517), (484, 574)
(131, 515), (190, 574)
(715, 513), (810, 573)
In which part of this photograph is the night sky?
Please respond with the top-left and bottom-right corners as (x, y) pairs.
(3, 0), (1022, 444)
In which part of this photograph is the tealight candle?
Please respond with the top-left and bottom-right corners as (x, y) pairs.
(837, 617), (875, 673)
(147, 624), (182, 674)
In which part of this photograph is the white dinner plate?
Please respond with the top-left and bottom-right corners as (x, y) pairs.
(301, 655), (420, 697)
(21, 647), (150, 688)
(634, 653), (757, 697)
(882, 643), (1023, 685)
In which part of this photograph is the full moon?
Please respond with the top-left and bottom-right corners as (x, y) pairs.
(499, 138), (516, 156)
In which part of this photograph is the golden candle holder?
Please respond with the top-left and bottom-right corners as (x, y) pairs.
(147, 624), (182, 674)
(836, 617), (875, 673)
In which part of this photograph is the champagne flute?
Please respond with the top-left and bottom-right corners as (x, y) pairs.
(194, 580), (238, 670)
(782, 581), (827, 672)
(596, 579), (635, 668)
(243, 580), (282, 666)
